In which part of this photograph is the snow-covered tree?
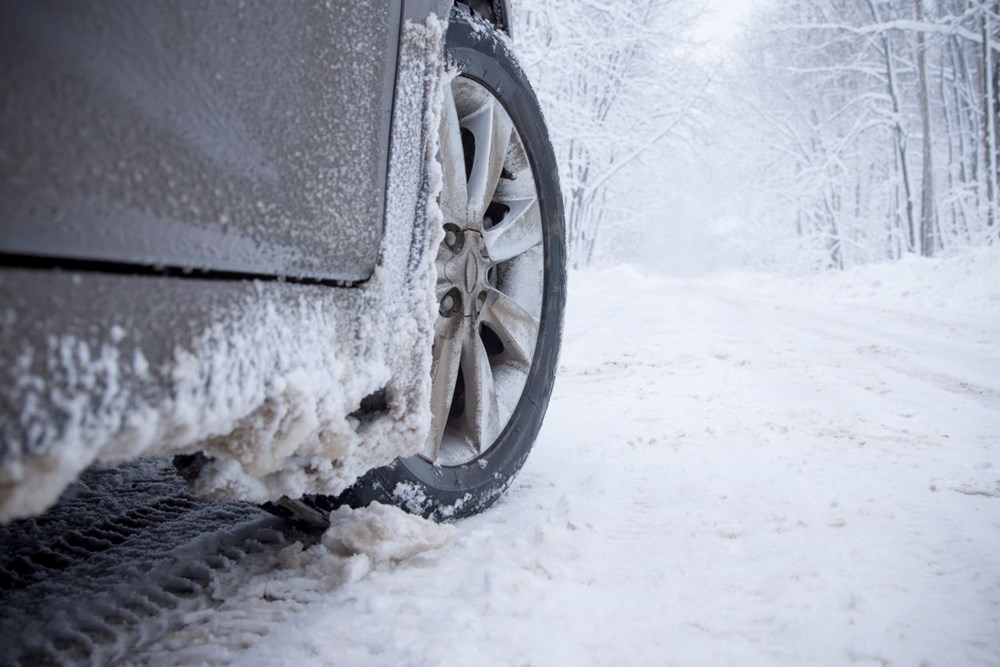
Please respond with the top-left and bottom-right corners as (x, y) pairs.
(729, 0), (1000, 270)
(514, 0), (707, 268)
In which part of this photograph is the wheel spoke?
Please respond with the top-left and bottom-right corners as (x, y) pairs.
(460, 329), (501, 453)
(462, 97), (514, 227)
(425, 319), (464, 459)
(482, 197), (543, 263)
(438, 84), (468, 226)
(482, 289), (540, 369)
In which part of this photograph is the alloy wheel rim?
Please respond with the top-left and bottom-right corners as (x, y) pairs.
(424, 75), (545, 467)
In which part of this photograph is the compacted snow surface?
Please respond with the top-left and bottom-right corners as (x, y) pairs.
(132, 251), (1000, 666)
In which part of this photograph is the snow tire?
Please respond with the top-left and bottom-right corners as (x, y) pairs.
(307, 7), (566, 522)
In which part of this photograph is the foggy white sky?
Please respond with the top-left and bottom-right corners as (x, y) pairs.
(693, 0), (764, 43)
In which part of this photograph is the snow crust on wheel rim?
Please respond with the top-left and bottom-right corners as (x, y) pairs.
(425, 75), (545, 467)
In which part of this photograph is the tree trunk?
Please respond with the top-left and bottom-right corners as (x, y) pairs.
(984, 2), (999, 232)
(916, 0), (937, 255)
(868, 0), (917, 253)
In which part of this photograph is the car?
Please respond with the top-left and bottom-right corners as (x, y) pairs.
(0, 0), (566, 523)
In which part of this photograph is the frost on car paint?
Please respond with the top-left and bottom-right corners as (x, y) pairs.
(0, 16), (448, 522)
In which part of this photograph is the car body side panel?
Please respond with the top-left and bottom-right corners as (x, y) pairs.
(405, 0), (454, 23)
(0, 4), (451, 521)
(0, 1), (399, 282)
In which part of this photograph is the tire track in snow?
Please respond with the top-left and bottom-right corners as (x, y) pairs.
(0, 459), (316, 666)
(734, 289), (1000, 410)
(682, 279), (999, 416)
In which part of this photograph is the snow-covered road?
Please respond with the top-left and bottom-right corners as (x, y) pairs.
(126, 250), (1000, 666)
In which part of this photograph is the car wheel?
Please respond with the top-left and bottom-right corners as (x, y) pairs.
(304, 7), (566, 522)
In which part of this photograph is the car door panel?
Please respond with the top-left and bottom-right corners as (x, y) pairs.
(0, 0), (400, 282)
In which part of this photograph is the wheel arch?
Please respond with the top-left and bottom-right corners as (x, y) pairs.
(455, 0), (513, 37)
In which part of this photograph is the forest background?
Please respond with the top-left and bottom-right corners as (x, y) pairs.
(513, 0), (1000, 274)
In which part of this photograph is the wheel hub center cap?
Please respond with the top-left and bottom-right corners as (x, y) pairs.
(443, 231), (491, 315)
(463, 249), (479, 293)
